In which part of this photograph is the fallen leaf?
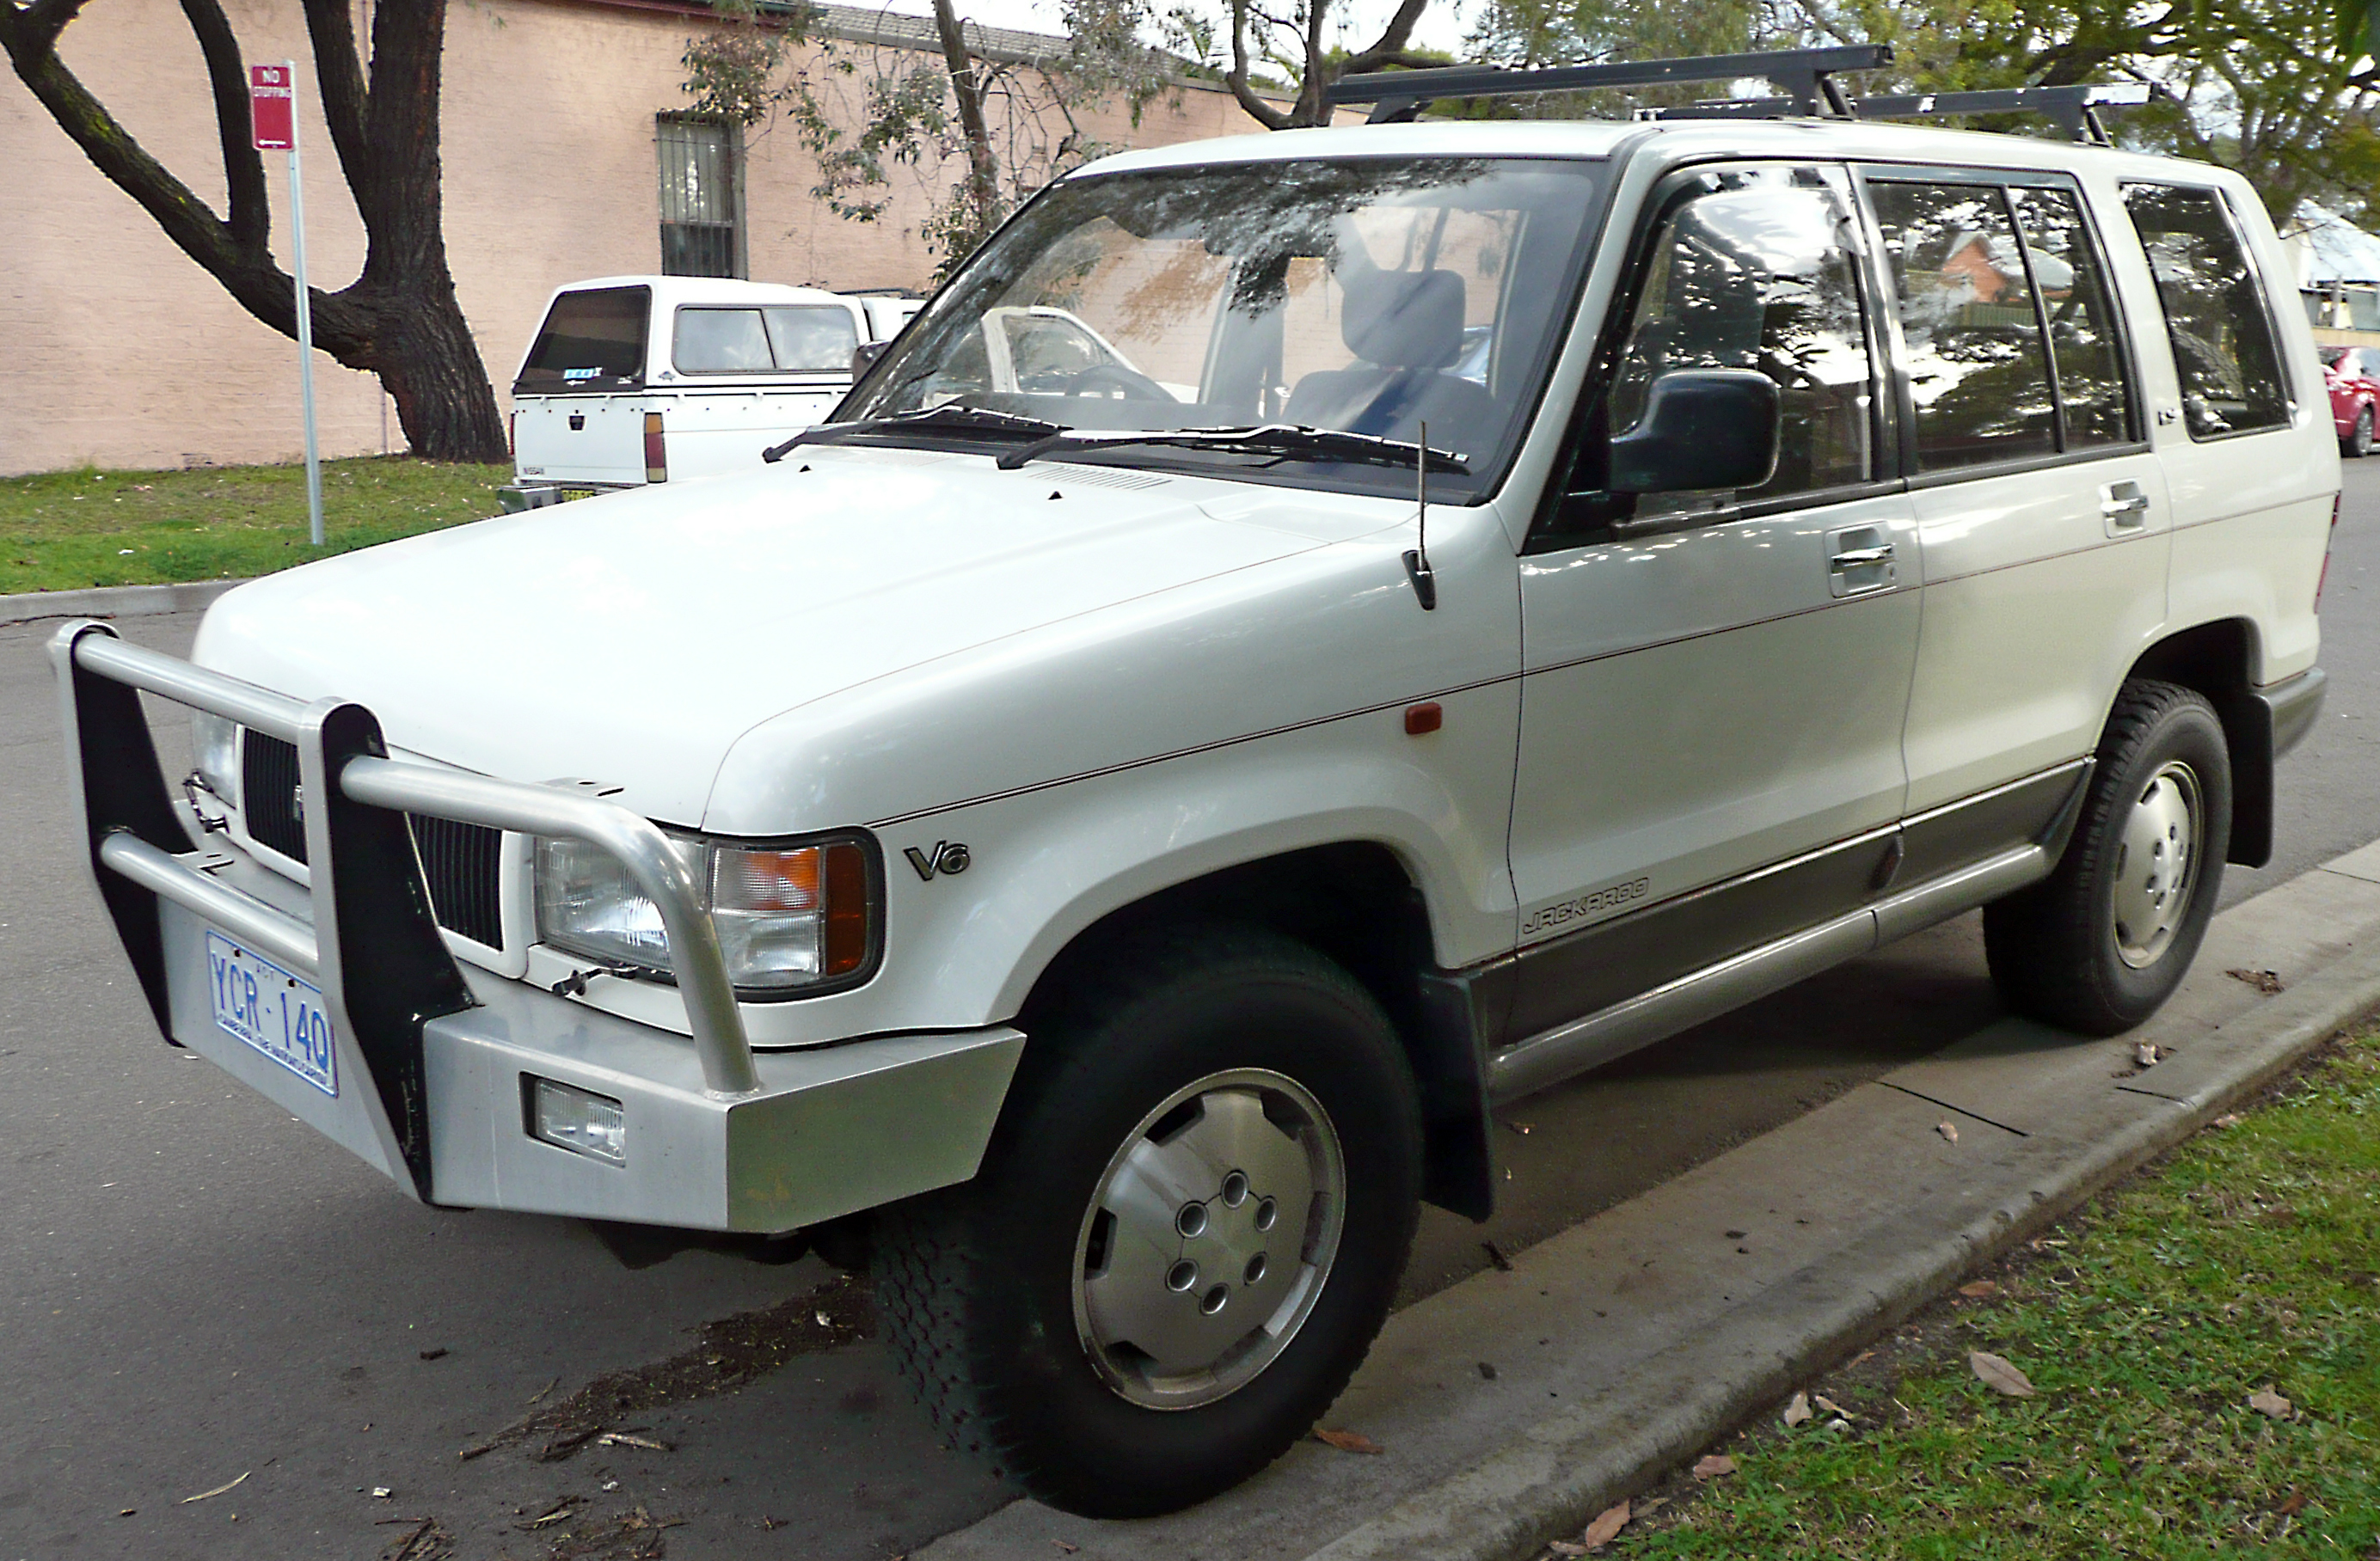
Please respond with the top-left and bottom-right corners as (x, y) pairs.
(1314, 1427), (1383, 1454)
(2249, 1387), (2293, 1418)
(2226, 967), (2285, 995)
(598, 1430), (670, 1450)
(526, 1376), (560, 1404)
(1054, 1544), (1080, 1555)
(1507, 1120), (1534, 1136)
(1782, 1390), (1813, 1427)
(1969, 1351), (2037, 1398)
(1959, 1280), (1999, 1300)
(1483, 1240), (1514, 1272)
(2212, 1113), (2244, 1129)
(371, 1486), (392, 1498)
(180, 1472), (248, 1504)
(1636, 1496), (1668, 1515)
(2134, 1040), (2163, 1068)
(1477, 1361), (1499, 1380)
(2277, 1489), (2309, 1516)
(1548, 1544), (1587, 1557)
(418, 1347), (447, 1362)
(1937, 1120), (1960, 1144)
(1581, 1498), (1632, 1549)
(1692, 1454), (1736, 1479)
(117, 1508), (135, 1517)
(1813, 1393), (1853, 1419)
(526, 1503), (575, 1529)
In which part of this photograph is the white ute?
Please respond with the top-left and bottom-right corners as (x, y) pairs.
(501, 276), (920, 507)
(55, 46), (2335, 1518)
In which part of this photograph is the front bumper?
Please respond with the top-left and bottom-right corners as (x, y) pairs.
(54, 620), (1021, 1232)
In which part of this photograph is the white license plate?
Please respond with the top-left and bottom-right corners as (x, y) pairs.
(205, 931), (338, 1097)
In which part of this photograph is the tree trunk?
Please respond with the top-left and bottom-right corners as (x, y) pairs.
(932, 0), (1003, 238)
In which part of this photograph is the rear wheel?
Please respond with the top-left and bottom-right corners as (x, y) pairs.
(2347, 404), (2374, 458)
(1984, 680), (2230, 1034)
(874, 925), (1421, 1516)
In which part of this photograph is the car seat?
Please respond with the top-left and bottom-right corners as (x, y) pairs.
(1283, 269), (1501, 456)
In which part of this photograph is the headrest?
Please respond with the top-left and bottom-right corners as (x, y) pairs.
(1340, 269), (1465, 370)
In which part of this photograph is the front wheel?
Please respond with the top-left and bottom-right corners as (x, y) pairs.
(1984, 680), (2230, 1034)
(874, 926), (1421, 1516)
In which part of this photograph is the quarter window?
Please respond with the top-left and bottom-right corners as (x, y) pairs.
(1868, 181), (2058, 471)
(2123, 185), (2291, 439)
(1605, 166), (1878, 510)
(2006, 187), (2135, 449)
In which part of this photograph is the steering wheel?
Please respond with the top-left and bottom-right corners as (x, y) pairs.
(1066, 363), (1174, 402)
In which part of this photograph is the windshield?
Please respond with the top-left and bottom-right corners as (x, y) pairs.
(839, 156), (1608, 499)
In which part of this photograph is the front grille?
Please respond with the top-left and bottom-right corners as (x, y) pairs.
(240, 731), (505, 949)
(242, 732), (308, 860)
(408, 814), (505, 947)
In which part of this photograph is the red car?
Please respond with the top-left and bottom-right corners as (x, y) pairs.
(2322, 345), (2379, 456)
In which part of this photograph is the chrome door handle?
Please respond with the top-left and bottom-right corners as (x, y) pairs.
(2102, 494), (2150, 518)
(1830, 544), (1896, 566)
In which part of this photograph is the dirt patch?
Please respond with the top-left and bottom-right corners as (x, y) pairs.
(459, 1271), (875, 1465)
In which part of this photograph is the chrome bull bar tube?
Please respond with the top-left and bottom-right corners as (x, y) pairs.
(340, 757), (758, 1095)
(52, 621), (759, 1132)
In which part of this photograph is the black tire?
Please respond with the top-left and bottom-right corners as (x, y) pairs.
(2349, 405), (2376, 459)
(1984, 680), (2230, 1035)
(874, 924), (1422, 1517)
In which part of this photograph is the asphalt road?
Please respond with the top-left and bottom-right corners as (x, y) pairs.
(4, 465), (2375, 1561)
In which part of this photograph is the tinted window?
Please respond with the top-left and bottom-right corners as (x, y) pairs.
(2006, 187), (2135, 449)
(1870, 181), (2057, 471)
(1606, 167), (1877, 509)
(764, 306), (859, 371)
(515, 286), (649, 395)
(2123, 186), (2291, 438)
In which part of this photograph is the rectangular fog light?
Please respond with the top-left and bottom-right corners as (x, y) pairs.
(525, 1075), (626, 1166)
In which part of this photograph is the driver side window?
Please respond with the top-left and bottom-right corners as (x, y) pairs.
(1590, 165), (1879, 522)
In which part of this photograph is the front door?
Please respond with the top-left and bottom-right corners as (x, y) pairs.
(1505, 162), (1921, 1053)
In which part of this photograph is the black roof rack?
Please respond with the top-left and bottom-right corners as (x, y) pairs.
(1328, 48), (2156, 145)
(1326, 45), (1893, 123)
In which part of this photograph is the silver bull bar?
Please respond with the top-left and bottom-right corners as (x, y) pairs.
(52, 620), (1020, 1227)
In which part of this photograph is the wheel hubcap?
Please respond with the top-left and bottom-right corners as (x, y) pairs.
(2112, 760), (2202, 969)
(1071, 1068), (1345, 1410)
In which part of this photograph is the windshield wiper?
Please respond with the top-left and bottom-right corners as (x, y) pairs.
(764, 405), (1068, 463)
(992, 423), (1469, 475)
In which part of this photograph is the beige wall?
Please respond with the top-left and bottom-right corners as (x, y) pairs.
(0, 0), (1275, 475)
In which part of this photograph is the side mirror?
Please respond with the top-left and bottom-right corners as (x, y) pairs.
(1607, 370), (1781, 496)
(851, 340), (891, 377)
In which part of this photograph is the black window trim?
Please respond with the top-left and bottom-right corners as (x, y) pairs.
(668, 303), (860, 380)
(1855, 163), (2150, 483)
(511, 283), (653, 399)
(2118, 179), (2300, 444)
(1524, 156), (1895, 555)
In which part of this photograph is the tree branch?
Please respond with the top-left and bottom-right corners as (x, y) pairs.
(1340, 0), (1429, 75)
(1226, 0), (1291, 129)
(176, 0), (270, 253)
(298, 0), (372, 186)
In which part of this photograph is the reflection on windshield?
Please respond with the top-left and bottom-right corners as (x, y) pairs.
(843, 157), (1606, 499)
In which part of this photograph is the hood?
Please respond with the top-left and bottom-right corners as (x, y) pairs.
(194, 446), (1400, 824)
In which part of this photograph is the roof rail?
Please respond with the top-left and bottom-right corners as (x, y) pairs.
(1326, 44), (1893, 124)
(1846, 83), (2157, 146)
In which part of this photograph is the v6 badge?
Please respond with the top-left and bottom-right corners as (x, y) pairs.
(905, 841), (972, 881)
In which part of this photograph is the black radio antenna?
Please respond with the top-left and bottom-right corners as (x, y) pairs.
(1404, 419), (1438, 610)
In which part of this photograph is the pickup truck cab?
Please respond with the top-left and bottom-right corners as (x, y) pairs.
(55, 49), (2334, 1521)
(502, 277), (921, 507)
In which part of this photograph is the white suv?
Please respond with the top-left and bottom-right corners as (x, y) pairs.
(53, 49), (2334, 1519)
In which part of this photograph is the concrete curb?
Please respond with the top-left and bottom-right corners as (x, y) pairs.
(0, 578), (248, 628)
(1313, 943), (2380, 1561)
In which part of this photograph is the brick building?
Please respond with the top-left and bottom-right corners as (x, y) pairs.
(0, 0), (1278, 474)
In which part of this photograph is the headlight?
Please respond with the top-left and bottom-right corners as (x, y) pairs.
(191, 711), (240, 805)
(534, 832), (877, 995)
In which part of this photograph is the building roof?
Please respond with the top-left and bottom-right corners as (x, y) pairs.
(2286, 202), (2380, 287)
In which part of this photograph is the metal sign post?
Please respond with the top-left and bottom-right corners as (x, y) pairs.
(249, 62), (324, 548)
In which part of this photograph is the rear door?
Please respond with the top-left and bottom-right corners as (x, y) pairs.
(1503, 162), (1921, 1055)
(512, 285), (652, 487)
(1866, 168), (2170, 865)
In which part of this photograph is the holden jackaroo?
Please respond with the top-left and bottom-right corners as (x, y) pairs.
(54, 47), (2334, 1518)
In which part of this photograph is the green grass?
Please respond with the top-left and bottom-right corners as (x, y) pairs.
(1592, 1031), (2380, 1558)
(0, 456), (512, 596)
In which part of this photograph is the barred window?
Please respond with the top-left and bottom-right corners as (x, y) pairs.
(658, 119), (737, 279)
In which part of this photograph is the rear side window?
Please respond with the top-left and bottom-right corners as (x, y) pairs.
(2006, 187), (2135, 449)
(2122, 186), (2291, 439)
(674, 306), (859, 374)
(1868, 181), (2058, 471)
(515, 286), (649, 395)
